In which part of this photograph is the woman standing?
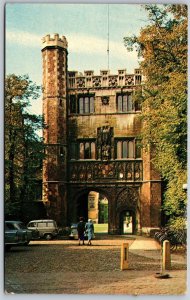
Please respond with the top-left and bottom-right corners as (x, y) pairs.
(85, 219), (94, 245)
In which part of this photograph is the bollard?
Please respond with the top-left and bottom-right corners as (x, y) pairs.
(121, 243), (129, 270)
(162, 240), (171, 271)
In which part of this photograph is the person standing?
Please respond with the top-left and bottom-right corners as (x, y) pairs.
(77, 217), (86, 245)
(85, 219), (94, 246)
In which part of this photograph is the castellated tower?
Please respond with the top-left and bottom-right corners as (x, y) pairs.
(41, 34), (68, 225)
(41, 33), (162, 234)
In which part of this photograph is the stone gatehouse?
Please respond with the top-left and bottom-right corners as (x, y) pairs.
(42, 33), (162, 234)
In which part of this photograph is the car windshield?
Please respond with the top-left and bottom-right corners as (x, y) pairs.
(14, 222), (27, 230)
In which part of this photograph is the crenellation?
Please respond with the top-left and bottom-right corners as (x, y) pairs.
(68, 69), (141, 89)
(42, 33), (68, 50)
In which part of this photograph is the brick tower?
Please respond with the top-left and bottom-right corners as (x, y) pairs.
(41, 34), (68, 225)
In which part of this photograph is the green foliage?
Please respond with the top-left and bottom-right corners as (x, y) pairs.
(124, 4), (187, 230)
(5, 74), (44, 219)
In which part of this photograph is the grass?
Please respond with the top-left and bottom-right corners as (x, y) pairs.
(94, 223), (108, 233)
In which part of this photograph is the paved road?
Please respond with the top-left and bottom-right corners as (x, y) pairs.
(4, 234), (187, 295)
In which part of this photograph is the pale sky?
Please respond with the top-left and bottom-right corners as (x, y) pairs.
(5, 3), (150, 115)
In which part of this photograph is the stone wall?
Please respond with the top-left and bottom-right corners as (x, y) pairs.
(42, 34), (162, 231)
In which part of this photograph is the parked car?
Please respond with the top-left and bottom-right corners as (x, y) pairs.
(5, 221), (34, 251)
(27, 219), (58, 240)
(69, 223), (88, 240)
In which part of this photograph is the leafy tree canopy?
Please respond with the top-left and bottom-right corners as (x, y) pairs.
(124, 4), (187, 229)
(5, 74), (44, 219)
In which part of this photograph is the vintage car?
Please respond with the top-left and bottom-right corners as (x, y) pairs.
(27, 219), (58, 240)
(5, 221), (34, 251)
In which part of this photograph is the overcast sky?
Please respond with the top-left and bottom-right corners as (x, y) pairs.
(5, 3), (151, 114)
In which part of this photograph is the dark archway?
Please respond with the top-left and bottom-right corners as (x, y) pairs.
(76, 193), (88, 222)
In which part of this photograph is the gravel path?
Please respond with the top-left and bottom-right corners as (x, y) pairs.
(4, 235), (187, 295)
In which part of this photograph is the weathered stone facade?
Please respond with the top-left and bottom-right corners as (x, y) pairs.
(42, 34), (162, 234)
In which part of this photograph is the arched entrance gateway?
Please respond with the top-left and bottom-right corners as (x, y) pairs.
(67, 185), (141, 235)
(70, 189), (109, 233)
(41, 34), (162, 235)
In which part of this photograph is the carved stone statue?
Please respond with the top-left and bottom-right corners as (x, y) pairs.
(97, 126), (114, 161)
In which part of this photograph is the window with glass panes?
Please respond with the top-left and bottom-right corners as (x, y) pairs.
(79, 141), (96, 159)
(117, 93), (133, 112)
(78, 94), (95, 114)
(116, 139), (141, 159)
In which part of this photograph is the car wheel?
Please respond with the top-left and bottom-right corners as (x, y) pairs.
(44, 234), (52, 240)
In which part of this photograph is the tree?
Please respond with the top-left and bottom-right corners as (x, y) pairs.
(124, 4), (187, 229)
(5, 74), (44, 219)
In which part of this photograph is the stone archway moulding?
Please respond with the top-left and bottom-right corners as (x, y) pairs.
(116, 187), (139, 212)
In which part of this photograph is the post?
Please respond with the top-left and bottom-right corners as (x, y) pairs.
(162, 240), (171, 271)
(121, 243), (129, 270)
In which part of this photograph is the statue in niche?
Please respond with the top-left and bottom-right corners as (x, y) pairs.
(102, 144), (110, 161)
(102, 126), (109, 144)
(97, 126), (114, 161)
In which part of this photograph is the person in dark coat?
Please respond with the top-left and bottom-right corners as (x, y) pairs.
(77, 217), (86, 245)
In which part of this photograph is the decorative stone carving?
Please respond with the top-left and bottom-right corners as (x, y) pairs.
(101, 96), (109, 105)
(68, 70), (141, 89)
(92, 76), (101, 88)
(108, 76), (118, 87)
(76, 77), (85, 88)
(69, 161), (142, 182)
(116, 187), (139, 210)
(125, 75), (134, 86)
(97, 126), (114, 160)
(94, 162), (116, 179)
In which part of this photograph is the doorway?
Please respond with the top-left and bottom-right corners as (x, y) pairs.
(120, 210), (134, 234)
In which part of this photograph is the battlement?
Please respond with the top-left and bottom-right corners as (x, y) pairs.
(42, 33), (68, 50)
(68, 68), (142, 89)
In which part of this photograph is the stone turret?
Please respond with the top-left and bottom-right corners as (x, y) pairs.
(42, 34), (68, 225)
(42, 33), (68, 49)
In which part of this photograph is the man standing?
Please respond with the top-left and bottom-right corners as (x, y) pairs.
(77, 217), (86, 245)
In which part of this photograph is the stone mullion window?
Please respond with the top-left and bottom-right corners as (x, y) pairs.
(79, 141), (96, 160)
(116, 93), (133, 112)
(116, 139), (137, 159)
(122, 95), (128, 112)
(79, 143), (84, 159)
(128, 94), (133, 111)
(84, 97), (89, 113)
(77, 94), (95, 114)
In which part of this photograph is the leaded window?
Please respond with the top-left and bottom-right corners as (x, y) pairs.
(116, 93), (133, 112)
(69, 94), (95, 114)
(116, 139), (141, 159)
(78, 94), (95, 114)
(79, 141), (96, 159)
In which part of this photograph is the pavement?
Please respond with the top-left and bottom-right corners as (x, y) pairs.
(4, 234), (187, 295)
